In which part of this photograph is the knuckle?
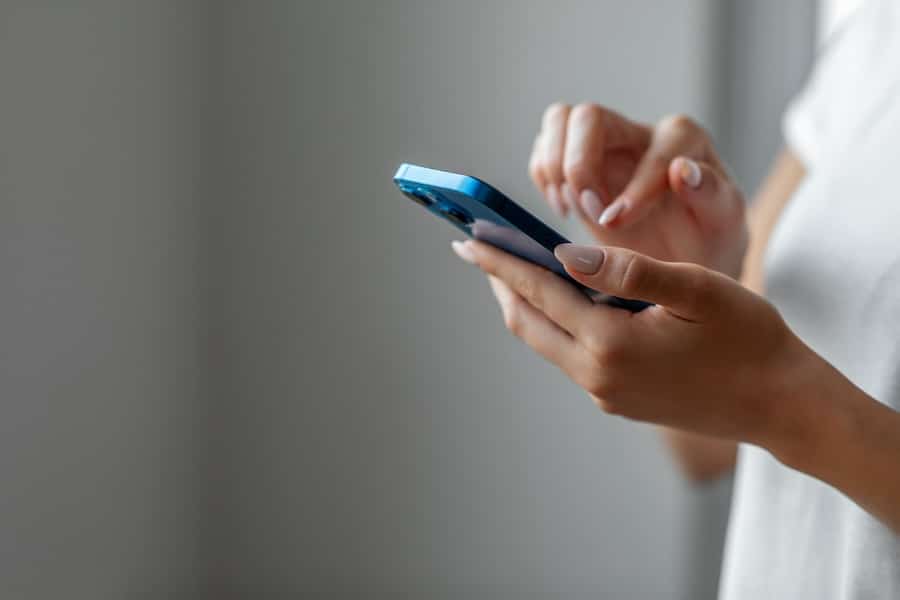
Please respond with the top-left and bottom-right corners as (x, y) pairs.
(658, 112), (696, 134)
(584, 373), (611, 399)
(562, 156), (595, 186)
(580, 329), (608, 359)
(658, 113), (712, 152)
(545, 159), (564, 181)
(514, 273), (543, 309)
(569, 102), (605, 125)
(685, 266), (717, 308)
(579, 350), (620, 399)
(618, 253), (650, 298)
(585, 377), (619, 412)
(542, 102), (570, 126)
(503, 298), (526, 336)
(591, 340), (624, 370)
(479, 258), (499, 277)
(594, 396), (623, 416)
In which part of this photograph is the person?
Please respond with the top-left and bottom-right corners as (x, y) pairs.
(451, 1), (900, 597)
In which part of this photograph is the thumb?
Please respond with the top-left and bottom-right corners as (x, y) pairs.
(554, 244), (724, 321)
(668, 156), (743, 228)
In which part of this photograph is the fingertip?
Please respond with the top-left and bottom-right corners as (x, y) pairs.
(597, 196), (627, 227)
(669, 156), (702, 191)
(529, 162), (544, 189)
(578, 188), (604, 222)
(486, 274), (509, 301)
(554, 243), (605, 275)
(466, 239), (493, 259)
(667, 159), (683, 192)
(451, 240), (478, 264)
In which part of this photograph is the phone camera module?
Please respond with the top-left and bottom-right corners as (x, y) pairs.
(440, 204), (474, 228)
(403, 187), (435, 208)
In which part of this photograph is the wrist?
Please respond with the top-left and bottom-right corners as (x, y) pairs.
(734, 320), (900, 532)
(757, 335), (866, 477)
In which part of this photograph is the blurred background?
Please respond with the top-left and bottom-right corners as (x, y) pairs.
(3, 1), (832, 598)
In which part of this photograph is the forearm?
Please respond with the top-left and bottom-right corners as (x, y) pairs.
(741, 148), (806, 294)
(661, 428), (737, 482)
(766, 344), (900, 534)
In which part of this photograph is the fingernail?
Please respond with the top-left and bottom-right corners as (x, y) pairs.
(598, 197), (626, 226)
(451, 240), (477, 264)
(561, 183), (578, 208)
(547, 184), (564, 217)
(554, 243), (605, 274)
(579, 189), (604, 221)
(679, 158), (702, 189)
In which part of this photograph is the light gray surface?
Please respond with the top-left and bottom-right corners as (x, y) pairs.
(0, 2), (813, 598)
(1, 2), (210, 598)
(715, 1), (818, 192)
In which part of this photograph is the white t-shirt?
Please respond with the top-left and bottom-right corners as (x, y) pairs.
(719, 1), (900, 598)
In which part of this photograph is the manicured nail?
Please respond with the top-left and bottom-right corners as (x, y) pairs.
(554, 243), (605, 274)
(679, 158), (702, 189)
(451, 240), (477, 264)
(579, 189), (603, 221)
(547, 184), (564, 217)
(598, 197), (626, 226)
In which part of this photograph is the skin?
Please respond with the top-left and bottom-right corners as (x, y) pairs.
(529, 105), (748, 278)
(450, 103), (900, 533)
(665, 150), (808, 481)
(531, 104), (756, 482)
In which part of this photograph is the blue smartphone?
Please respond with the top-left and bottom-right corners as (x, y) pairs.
(393, 163), (650, 312)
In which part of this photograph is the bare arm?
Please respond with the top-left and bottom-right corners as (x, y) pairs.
(741, 149), (807, 296)
(662, 149), (807, 482)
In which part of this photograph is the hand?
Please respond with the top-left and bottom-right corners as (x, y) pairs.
(529, 104), (747, 278)
(454, 240), (900, 534)
(452, 239), (810, 448)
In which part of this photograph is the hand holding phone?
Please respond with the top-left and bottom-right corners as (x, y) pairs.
(393, 163), (650, 312)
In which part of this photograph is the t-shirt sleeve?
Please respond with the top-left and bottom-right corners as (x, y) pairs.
(781, 10), (867, 168)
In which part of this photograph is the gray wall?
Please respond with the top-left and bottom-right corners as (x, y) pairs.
(1, 2), (211, 598)
(1, 2), (814, 599)
(716, 1), (818, 192)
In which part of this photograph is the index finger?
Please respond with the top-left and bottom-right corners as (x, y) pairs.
(602, 114), (708, 229)
(563, 104), (650, 199)
(464, 240), (597, 338)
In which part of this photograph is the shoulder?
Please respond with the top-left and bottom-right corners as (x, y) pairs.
(784, 0), (900, 168)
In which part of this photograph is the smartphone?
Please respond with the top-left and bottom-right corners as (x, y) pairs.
(393, 163), (650, 312)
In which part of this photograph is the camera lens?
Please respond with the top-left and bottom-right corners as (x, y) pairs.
(402, 187), (434, 208)
(440, 204), (473, 227)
